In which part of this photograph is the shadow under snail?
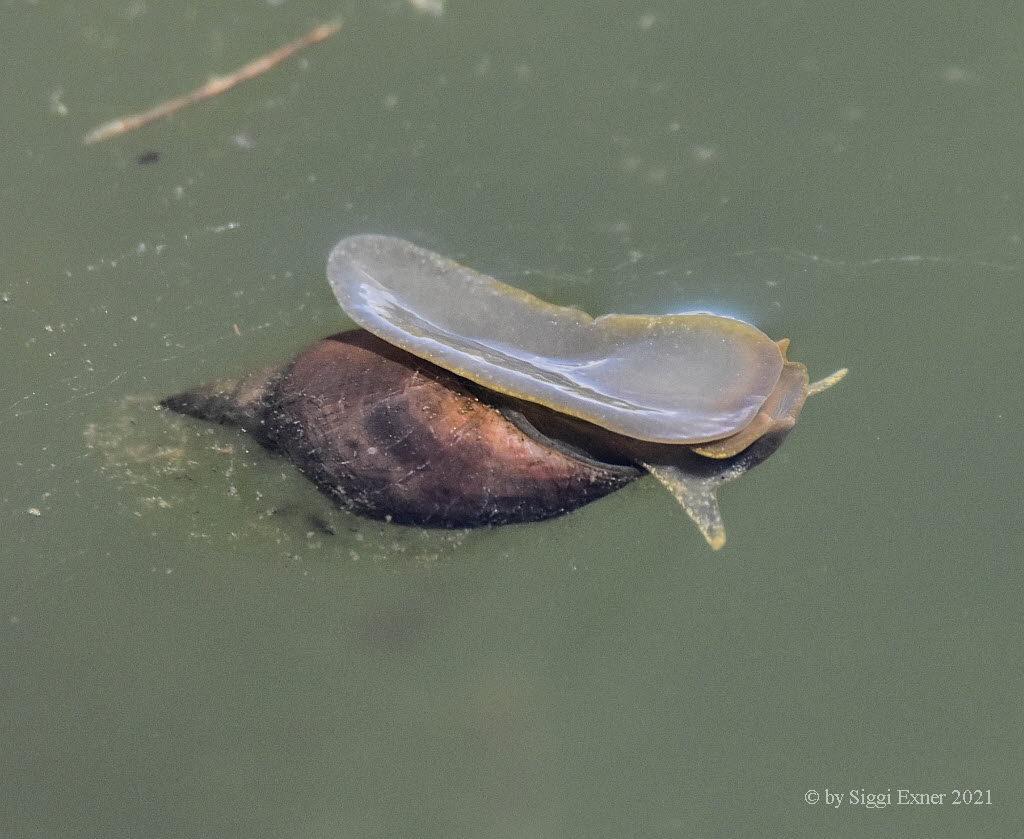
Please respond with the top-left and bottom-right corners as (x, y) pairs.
(162, 235), (846, 548)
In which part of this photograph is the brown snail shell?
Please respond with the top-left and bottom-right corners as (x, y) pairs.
(161, 330), (641, 528)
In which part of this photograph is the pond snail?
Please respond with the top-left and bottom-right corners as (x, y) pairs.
(162, 235), (846, 548)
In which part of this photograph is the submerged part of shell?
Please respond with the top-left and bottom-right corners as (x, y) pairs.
(329, 235), (788, 445)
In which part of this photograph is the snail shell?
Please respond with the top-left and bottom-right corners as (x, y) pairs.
(162, 330), (640, 528)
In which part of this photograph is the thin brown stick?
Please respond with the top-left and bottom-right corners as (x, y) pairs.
(83, 20), (342, 145)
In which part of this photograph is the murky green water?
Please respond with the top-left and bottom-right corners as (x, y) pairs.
(3, 1), (1022, 836)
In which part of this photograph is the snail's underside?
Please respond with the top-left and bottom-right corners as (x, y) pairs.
(161, 329), (794, 545)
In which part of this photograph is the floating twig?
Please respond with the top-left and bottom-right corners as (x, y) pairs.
(83, 20), (342, 145)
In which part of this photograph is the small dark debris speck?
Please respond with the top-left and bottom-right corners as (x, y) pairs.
(136, 150), (161, 165)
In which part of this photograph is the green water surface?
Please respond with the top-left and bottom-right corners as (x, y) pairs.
(2, 1), (1022, 837)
